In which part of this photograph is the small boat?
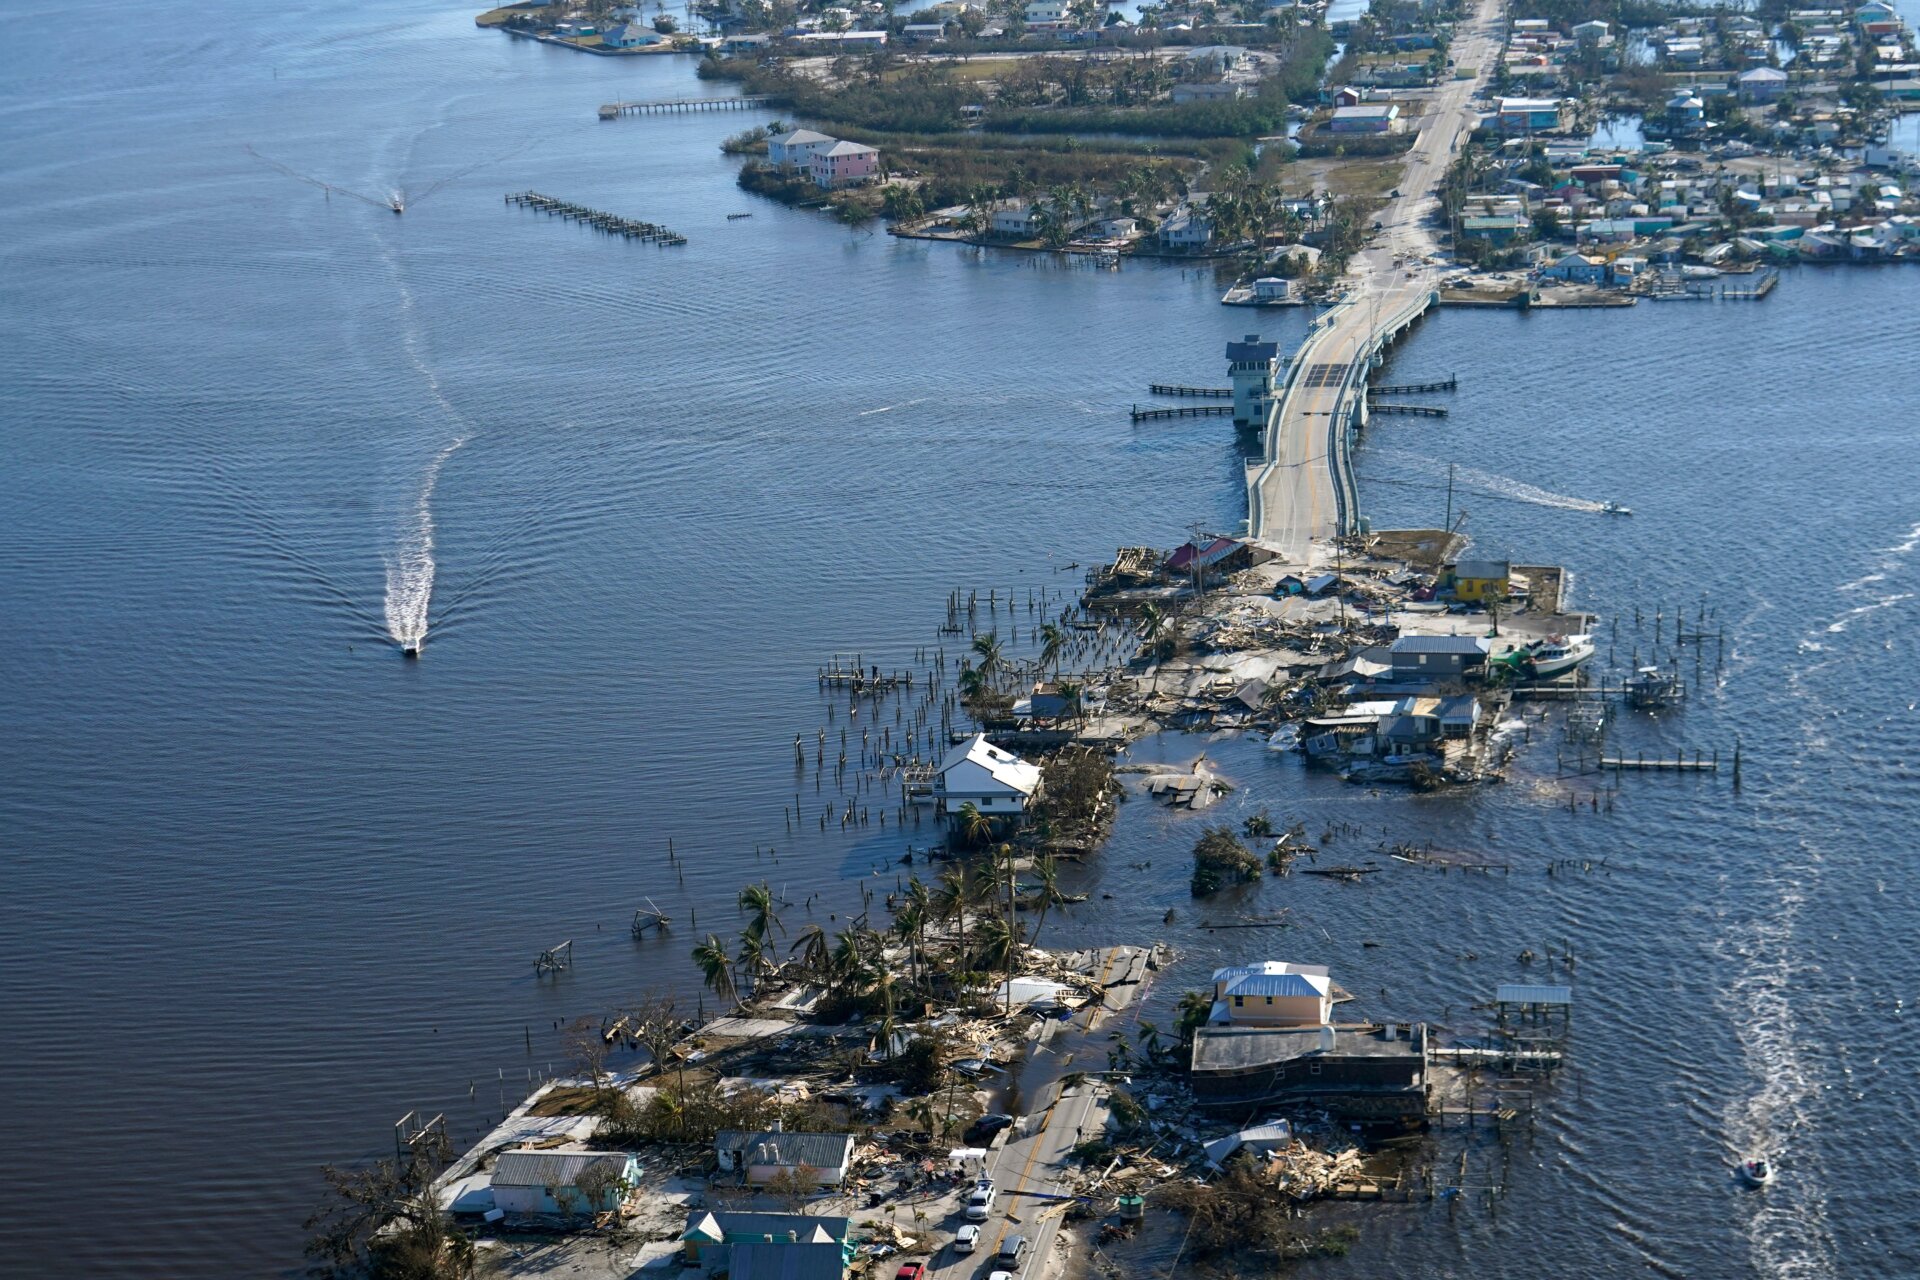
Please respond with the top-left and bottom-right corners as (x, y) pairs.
(1600, 501), (1632, 515)
(1737, 1157), (1775, 1187)
(401, 639), (422, 659)
(727, 212), (753, 220)
(388, 193), (406, 214)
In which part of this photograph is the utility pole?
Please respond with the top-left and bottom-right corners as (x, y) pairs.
(1444, 462), (1455, 532)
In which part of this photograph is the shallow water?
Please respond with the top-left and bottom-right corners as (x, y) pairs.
(3, 3), (1918, 1277)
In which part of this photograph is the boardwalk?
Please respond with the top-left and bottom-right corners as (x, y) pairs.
(597, 95), (776, 119)
(1247, 0), (1502, 565)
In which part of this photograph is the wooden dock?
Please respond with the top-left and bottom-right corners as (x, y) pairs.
(1367, 401), (1448, 417)
(598, 95), (776, 119)
(1148, 383), (1232, 398)
(1370, 376), (1456, 394)
(506, 191), (686, 245)
(1602, 751), (1719, 772)
(1131, 403), (1233, 422)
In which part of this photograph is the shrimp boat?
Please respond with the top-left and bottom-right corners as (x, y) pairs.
(1494, 634), (1595, 680)
(1737, 1157), (1775, 1188)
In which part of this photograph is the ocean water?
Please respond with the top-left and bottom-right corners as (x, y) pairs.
(3, 2), (1918, 1276)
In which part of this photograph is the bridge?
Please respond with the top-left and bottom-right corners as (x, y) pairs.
(1245, 0), (1502, 566)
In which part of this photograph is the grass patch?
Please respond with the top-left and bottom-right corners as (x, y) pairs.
(527, 1085), (604, 1117)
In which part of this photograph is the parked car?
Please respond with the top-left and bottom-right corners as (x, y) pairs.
(998, 1234), (1029, 1265)
(967, 1113), (1014, 1144)
(954, 1225), (981, 1253)
(895, 1264), (926, 1280)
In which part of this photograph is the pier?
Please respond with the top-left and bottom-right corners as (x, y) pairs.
(1246, 0), (1501, 564)
(1369, 376), (1457, 395)
(1366, 401), (1449, 417)
(1133, 403), (1234, 422)
(1602, 751), (1720, 772)
(505, 191), (686, 245)
(598, 95), (777, 119)
(1148, 383), (1233, 398)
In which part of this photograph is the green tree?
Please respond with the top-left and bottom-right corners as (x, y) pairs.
(693, 934), (739, 1006)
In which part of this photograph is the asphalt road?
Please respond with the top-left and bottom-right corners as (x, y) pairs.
(1250, 0), (1505, 565)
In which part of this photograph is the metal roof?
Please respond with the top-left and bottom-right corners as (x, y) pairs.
(727, 1241), (847, 1280)
(1495, 983), (1572, 1005)
(686, 1211), (852, 1243)
(1226, 972), (1329, 998)
(715, 1130), (855, 1170)
(1391, 635), (1489, 655)
(491, 1150), (630, 1188)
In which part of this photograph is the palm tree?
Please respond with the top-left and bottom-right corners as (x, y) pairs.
(1055, 680), (1083, 726)
(1137, 1020), (1166, 1062)
(737, 927), (774, 991)
(692, 934), (738, 1006)
(789, 923), (832, 984)
(738, 881), (784, 941)
(933, 864), (975, 972)
(970, 632), (1006, 688)
(831, 926), (880, 996)
(956, 800), (994, 848)
(1028, 854), (1064, 946)
(1174, 990), (1214, 1047)
(1038, 622), (1066, 672)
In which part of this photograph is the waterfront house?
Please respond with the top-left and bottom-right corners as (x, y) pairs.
(1189, 1022), (1430, 1118)
(991, 199), (1038, 237)
(1333, 85), (1365, 107)
(1436, 693), (1482, 739)
(1388, 634), (1490, 681)
(1738, 66), (1789, 102)
(489, 1150), (638, 1217)
(714, 1128), (856, 1186)
(1327, 103), (1402, 134)
(1667, 90), (1706, 127)
(1157, 201), (1214, 249)
(1209, 961), (1333, 1026)
(1540, 251), (1610, 283)
(901, 21), (949, 41)
(810, 141), (879, 189)
(934, 734), (1042, 824)
(768, 128), (837, 170)
(1494, 97), (1563, 132)
(1461, 213), (1529, 245)
(1447, 558), (1510, 602)
(1098, 216), (1139, 238)
(1253, 277), (1294, 301)
(1166, 536), (1251, 583)
(1024, 0), (1068, 23)
(729, 1243), (846, 1280)
(600, 21), (661, 46)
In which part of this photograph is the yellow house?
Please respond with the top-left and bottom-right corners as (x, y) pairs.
(1209, 962), (1333, 1027)
(1449, 559), (1511, 603)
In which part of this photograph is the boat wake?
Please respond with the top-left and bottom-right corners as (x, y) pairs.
(384, 435), (467, 651)
(1365, 449), (1605, 512)
(379, 252), (474, 654)
(858, 397), (930, 417)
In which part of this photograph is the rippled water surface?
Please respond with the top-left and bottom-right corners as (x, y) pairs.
(4, 3), (1918, 1276)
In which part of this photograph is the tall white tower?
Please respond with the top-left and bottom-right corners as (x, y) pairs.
(1226, 334), (1281, 434)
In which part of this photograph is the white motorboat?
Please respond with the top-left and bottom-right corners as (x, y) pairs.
(1601, 501), (1632, 515)
(1516, 634), (1595, 679)
(1737, 1157), (1775, 1188)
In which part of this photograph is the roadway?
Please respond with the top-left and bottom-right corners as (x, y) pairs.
(1250, 0), (1505, 565)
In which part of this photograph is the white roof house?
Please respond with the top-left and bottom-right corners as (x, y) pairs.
(934, 734), (1041, 820)
(767, 128), (838, 169)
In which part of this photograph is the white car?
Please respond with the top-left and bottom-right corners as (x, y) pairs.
(989, 1273), (1016, 1280)
(965, 1184), (997, 1220)
(954, 1225), (981, 1253)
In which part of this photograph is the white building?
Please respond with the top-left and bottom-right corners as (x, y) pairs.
(990, 199), (1038, 236)
(1225, 333), (1279, 431)
(1024, 0), (1067, 22)
(490, 1150), (638, 1217)
(934, 734), (1041, 821)
(767, 128), (837, 170)
(714, 1129), (856, 1186)
(1158, 202), (1214, 249)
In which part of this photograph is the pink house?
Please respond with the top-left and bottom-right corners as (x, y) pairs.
(811, 141), (879, 189)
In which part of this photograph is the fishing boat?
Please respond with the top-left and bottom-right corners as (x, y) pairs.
(1623, 665), (1685, 708)
(1501, 634), (1595, 679)
(1600, 500), (1632, 515)
(1737, 1156), (1775, 1188)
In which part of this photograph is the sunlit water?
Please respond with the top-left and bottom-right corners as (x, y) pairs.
(3, 3), (1918, 1277)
